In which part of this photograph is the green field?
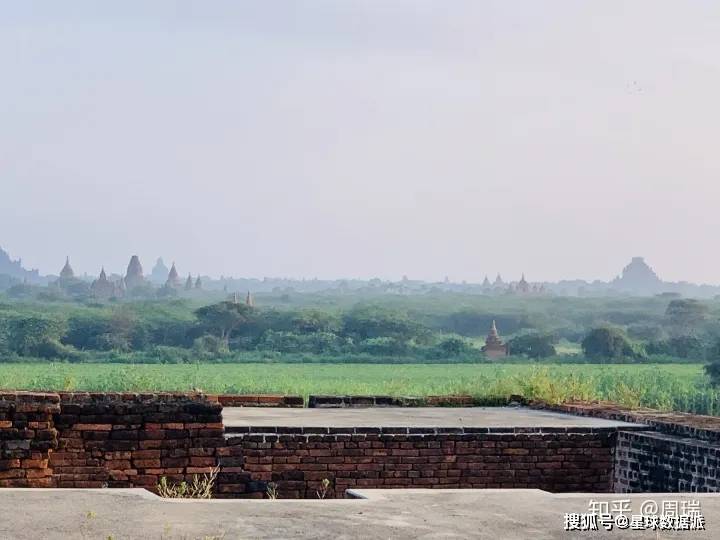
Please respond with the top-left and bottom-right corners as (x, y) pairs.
(0, 362), (717, 415)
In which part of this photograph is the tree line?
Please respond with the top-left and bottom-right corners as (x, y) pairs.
(0, 296), (719, 372)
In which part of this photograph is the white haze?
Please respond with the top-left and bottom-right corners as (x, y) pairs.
(1, 1), (719, 283)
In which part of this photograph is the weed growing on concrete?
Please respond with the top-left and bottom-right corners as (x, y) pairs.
(266, 482), (278, 500)
(157, 466), (220, 499)
(79, 510), (97, 539)
(316, 478), (331, 499)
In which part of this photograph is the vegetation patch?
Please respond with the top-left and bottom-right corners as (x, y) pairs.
(0, 362), (717, 415)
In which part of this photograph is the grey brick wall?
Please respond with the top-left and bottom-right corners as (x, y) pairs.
(614, 430), (719, 493)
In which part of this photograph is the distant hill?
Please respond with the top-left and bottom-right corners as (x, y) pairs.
(0, 246), (41, 284)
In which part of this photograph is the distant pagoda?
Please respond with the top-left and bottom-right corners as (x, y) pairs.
(91, 267), (123, 299)
(516, 273), (530, 294)
(165, 262), (181, 288)
(612, 256), (663, 295)
(54, 256), (78, 290)
(150, 257), (169, 284)
(125, 255), (145, 290)
(59, 256), (75, 281)
(482, 320), (508, 359)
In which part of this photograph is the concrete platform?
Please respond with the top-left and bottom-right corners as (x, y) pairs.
(1, 488), (717, 539)
(222, 406), (646, 431)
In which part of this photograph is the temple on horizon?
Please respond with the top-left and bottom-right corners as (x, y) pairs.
(482, 320), (508, 359)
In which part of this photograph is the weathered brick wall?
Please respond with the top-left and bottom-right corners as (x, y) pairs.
(0, 393), (59, 488)
(537, 401), (720, 444)
(614, 431), (719, 493)
(3, 392), (718, 498)
(216, 428), (615, 499)
(535, 401), (720, 493)
(215, 395), (303, 408)
(0, 391), (296, 494)
(50, 392), (224, 489)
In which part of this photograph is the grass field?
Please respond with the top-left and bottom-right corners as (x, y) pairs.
(0, 362), (717, 415)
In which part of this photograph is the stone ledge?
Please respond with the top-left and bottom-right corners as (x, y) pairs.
(534, 400), (720, 444)
(224, 427), (621, 439)
(214, 395), (303, 408)
(307, 395), (521, 408)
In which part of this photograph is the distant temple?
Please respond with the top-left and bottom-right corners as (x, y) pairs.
(612, 256), (663, 295)
(482, 320), (508, 359)
(516, 274), (530, 294)
(90, 267), (124, 299)
(125, 255), (145, 290)
(150, 257), (169, 284)
(165, 262), (181, 289)
(229, 291), (254, 306)
(0, 246), (40, 283)
(506, 274), (547, 296)
(53, 256), (82, 292)
(59, 257), (74, 282)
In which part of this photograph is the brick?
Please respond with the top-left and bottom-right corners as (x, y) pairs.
(74, 424), (113, 431)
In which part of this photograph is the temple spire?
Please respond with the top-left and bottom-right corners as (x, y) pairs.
(489, 320), (499, 338)
(482, 319), (507, 359)
(125, 255), (144, 289)
(165, 262), (180, 288)
(59, 256), (74, 280)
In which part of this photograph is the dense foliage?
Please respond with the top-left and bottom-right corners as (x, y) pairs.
(1, 291), (720, 367)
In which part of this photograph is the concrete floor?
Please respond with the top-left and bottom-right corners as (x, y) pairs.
(1, 488), (717, 539)
(222, 406), (646, 429)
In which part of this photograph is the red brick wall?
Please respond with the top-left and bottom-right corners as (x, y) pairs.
(0, 393), (59, 488)
(217, 430), (615, 498)
(50, 392), (224, 489)
(7, 392), (713, 499)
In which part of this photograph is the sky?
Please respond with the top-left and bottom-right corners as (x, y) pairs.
(1, 1), (719, 284)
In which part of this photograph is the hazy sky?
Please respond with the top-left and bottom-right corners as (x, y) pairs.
(1, 1), (719, 284)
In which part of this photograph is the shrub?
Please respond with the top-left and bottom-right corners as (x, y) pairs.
(157, 466), (219, 499)
(507, 333), (558, 359)
(435, 336), (476, 357)
(193, 334), (230, 356)
(581, 327), (641, 361)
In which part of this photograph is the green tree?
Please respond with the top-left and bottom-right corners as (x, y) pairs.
(5, 314), (68, 357)
(291, 310), (340, 334)
(195, 301), (254, 346)
(665, 299), (708, 337)
(507, 333), (558, 359)
(435, 336), (475, 357)
(581, 327), (639, 361)
(704, 340), (720, 385)
(341, 305), (429, 344)
(646, 335), (706, 359)
(192, 334), (230, 357)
